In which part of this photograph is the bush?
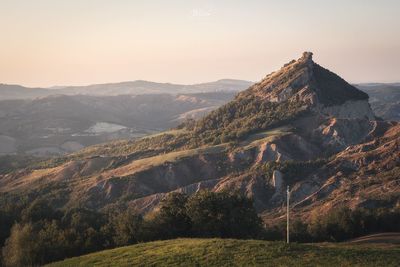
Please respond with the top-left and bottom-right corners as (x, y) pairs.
(21, 198), (61, 223)
(141, 193), (191, 241)
(105, 207), (143, 246)
(186, 191), (262, 238)
(308, 207), (400, 242)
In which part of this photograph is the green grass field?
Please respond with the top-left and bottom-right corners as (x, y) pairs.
(47, 238), (400, 267)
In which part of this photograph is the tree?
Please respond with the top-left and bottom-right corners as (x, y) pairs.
(35, 221), (66, 264)
(0, 210), (14, 248)
(107, 207), (143, 246)
(290, 219), (311, 242)
(186, 191), (262, 238)
(61, 208), (106, 254)
(142, 193), (191, 240)
(21, 198), (61, 223)
(2, 223), (38, 267)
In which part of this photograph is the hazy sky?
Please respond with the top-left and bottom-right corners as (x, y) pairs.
(1, 0), (399, 87)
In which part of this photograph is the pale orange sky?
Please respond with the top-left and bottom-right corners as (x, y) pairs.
(1, 0), (400, 87)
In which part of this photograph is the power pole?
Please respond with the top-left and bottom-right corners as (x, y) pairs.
(286, 185), (290, 244)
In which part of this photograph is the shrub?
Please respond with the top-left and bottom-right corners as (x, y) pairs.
(186, 191), (262, 238)
(141, 193), (191, 241)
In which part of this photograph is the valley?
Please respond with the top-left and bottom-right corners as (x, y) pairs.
(0, 91), (240, 156)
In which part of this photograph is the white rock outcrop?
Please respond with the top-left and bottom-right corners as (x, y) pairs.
(319, 100), (375, 120)
(271, 170), (283, 190)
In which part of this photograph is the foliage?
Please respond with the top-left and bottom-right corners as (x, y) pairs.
(263, 207), (400, 243)
(142, 191), (262, 240)
(21, 198), (62, 223)
(103, 207), (143, 247)
(2, 223), (39, 267)
(193, 95), (308, 145)
(308, 207), (400, 242)
(0, 191), (262, 266)
(186, 191), (262, 238)
(141, 193), (191, 240)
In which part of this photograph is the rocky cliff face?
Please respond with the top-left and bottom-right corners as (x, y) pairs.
(286, 121), (400, 218)
(1, 52), (397, 223)
(243, 52), (370, 108)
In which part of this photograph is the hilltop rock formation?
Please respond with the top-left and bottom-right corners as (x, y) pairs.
(243, 52), (370, 111)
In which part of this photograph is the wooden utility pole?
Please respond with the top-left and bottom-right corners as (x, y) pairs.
(286, 185), (290, 244)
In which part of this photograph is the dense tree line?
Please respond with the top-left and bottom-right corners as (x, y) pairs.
(0, 191), (262, 266)
(0, 191), (399, 266)
(264, 207), (400, 242)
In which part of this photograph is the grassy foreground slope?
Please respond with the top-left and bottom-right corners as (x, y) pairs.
(47, 238), (400, 267)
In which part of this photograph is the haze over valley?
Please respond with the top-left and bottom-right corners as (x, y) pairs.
(0, 80), (250, 156)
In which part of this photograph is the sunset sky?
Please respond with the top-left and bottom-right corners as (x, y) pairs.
(1, 0), (399, 87)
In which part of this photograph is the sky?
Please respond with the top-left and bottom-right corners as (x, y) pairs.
(0, 0), (399, 87)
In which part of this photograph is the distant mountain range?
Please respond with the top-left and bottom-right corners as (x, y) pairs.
(0, 79), (253, 100)
(355, 83), (400, 121)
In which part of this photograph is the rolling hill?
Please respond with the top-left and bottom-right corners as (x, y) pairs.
(46, 238), (400, 267)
